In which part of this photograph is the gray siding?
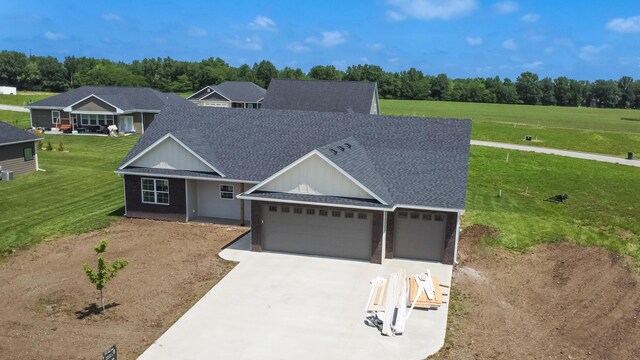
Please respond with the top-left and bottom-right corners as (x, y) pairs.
(0, 142), (37, 175)
(124, 175), (186, 222)
(30, 109), (70, 128)
(143, 113), (157, 132)
(73, 97), (117, 112)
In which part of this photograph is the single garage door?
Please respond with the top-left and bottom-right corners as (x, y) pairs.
(262, 204), (372, 261)
(394, 211), (446, 261)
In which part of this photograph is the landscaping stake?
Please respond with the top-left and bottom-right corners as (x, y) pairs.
(506, 152), (509, 162)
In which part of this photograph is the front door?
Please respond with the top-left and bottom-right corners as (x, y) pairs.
(119, 116), (134, 133)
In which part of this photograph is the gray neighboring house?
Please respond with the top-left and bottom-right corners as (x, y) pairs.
(115, 105), (471, 265)
(187, 81), (266, 108)
(25, 86), (191, 134)
(261, 79), (381, 114)
(0, 122), (41, 175)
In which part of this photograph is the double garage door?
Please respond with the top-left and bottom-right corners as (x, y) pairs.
(394, 211), (447, 261)
(262, 204), (372, 261)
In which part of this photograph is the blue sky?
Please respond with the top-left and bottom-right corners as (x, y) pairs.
(1, 0), (639, 80)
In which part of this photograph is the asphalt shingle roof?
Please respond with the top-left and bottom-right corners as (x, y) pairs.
(246, 191), (391, 209)
(210, 81), (266, 103)
(121, 105), (472, 210)
(27, 86), (191, 111)
(261, 79), (377, 114)
(0, 122), (41, 145)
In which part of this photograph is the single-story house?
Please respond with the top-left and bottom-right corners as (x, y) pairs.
(0, 86), (17, 95)
(187, 81), (266, 108)
(25, 86), (192, 134)
(261, 79), (380, 114)
(115, 105), (471, 265)
(0, 122), (41, 175)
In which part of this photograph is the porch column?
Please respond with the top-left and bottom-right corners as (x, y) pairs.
(240, 183), (245, 226)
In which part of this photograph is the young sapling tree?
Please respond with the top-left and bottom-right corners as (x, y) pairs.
(82, 239), (128, 313)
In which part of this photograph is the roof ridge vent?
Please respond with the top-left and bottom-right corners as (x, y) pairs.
(337, 145), (345, 151)
(344, 143), (351, 148)
(330, 149), (338, 155)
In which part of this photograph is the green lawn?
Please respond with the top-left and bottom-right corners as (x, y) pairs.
(0, 91), (57, 106)
(381, 99), (640, 156)
(0, 134), (139, 253)
(465, 146), (640, 268)
(0, 110), (30, 129)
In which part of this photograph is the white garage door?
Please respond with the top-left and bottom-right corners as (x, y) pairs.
(394, 211), (446, 261)
(262, 204), (372, 261)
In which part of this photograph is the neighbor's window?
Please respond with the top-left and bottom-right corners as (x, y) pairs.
(434, 214), (445, 222)
(268, 205), (278, 212)
(422, 213), (432, 221)
(331, 210), (341, 218)
(141, 178), (169, 205)
(410, 213), (420, 220)
(319, 209), (328, 216)
(306, 208), (316, 215)
(344, 212), (354, 219)
(357, 213), (368, 220)
(293, 207), (302, 214)
(398, 212), (408, 219)
(281, 206), (290, 213)
(220, 184), (234, 199)
(51, 110), (60, 124)
(23, 147), (34, 161)
(80, 114), (114, 126)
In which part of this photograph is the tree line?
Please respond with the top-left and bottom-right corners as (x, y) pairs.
(1, 50), (639, 109)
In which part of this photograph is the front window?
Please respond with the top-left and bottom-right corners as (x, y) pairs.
(80, 114), (114, 126)
(23, 147), (34, 161)
(51, 111), (60, 124)
(220, 184), (234, 199)
(141, 178), (169, 205)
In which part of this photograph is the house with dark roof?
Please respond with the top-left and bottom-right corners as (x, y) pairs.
(115, 105), (471, 265)
(187, 81), (266, 108)
(261, 79), (380, 114)
(0, 122), (41, 176)
(26, 86), (192, 134)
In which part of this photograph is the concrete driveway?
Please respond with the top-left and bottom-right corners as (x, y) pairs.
(138, 234), (452, 360)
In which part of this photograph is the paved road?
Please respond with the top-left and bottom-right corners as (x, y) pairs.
(0, 104), (29, 113)
(471, 140), (640, 168)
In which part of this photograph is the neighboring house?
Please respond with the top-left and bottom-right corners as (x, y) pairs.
(115, 105), (471, 265)
(25, 86), (191, 134)
(187, 81), (266, 108)
(0, 122), (41, 175)
(261, 79), (380, 114)
(0, 86), (17, 95)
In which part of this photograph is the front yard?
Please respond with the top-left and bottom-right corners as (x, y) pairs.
(0, 218), (247, 359)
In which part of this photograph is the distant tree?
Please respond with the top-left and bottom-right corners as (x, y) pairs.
(308, 65), (343, 80)
(18, 62), (41, 90)
(83, 239), (128, 313)
(539, 77), (556, 106)
(253, 60), (278, 88)
(553, 76), (572, 106)
(278, 66), (307, 79)
(33, 56), (67, 91)
(617, 76), (635, 109)
(0, 50), (28, 87)
(236, 64), (256, 83)
(516, 72), (542, 105)
(78, 63), (147, 87)
(430, 73), (450, 101)
(590, 79), (621, 108)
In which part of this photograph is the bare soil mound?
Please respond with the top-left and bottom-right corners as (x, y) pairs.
(0, 219), (248, 359)
(434, 224), (640, 359)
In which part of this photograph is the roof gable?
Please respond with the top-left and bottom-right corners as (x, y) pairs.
(0, 122), (41, 146)
(261, 79), (378, 114)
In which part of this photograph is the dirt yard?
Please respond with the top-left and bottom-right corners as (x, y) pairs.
(0, 218), (248, 359)
(433, 225), (640, 359)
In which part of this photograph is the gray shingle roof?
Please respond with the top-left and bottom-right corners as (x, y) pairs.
(261, 79), (377, 114)
(0, 122), (41, 145)
(245, 191), (391, 209)
(210, 81), (266, 103)
(121, 105), (472, 210)
(26, 86), (191, 111)
(117, 167), (221, 179)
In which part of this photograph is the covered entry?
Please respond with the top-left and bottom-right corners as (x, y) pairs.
(394, 211), (446, 261)
(262, 204), (372, 261)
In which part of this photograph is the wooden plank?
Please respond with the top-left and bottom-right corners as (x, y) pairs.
(407, 274), (443, 309)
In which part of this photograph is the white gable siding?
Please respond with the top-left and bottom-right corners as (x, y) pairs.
(370, 93), (378, 115)
(130, 137), (212, 172)
(260, 154), (373, 199)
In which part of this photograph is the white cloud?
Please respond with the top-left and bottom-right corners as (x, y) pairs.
(522, 60), (543, 69)
(360, 57), (369, 63)
(494, 1), (519, 14)
(228, 35), (263, 51)
(43, 31), (67, 40)
(248, 16), (277, 31)
(502, 39), (517, 50)
(306, 31), (347, 47)
(332, 60), (347, 68)
(544, 47), (554, 54)
(102, 13), (122, 22)
(520, 13), (539, 23)
(466, 36), (483, 46)
(579, 44), (608, 60)
(606, 16), (640, 33)
(368, 43), (384, 51)
(388, 57), (400, 63)
(287, 42), (310, 53)
(386, 0), (478, 21)
(188, 27), (207, 37)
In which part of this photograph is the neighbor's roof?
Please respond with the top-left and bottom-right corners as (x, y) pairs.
(120, 106), (472, 211)
(261, 79), (377, 114)
(0, 122), (41, 146)
(26, 86), (191, 111)
(211, 81), (266, 103)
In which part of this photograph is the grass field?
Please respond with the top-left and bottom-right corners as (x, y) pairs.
(0, 91), (57, 106)
(0, 134), (138, 253)
(466, 146), (640, 268)
(0, 110), (30, 129)
(381, 100), (640, 156)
